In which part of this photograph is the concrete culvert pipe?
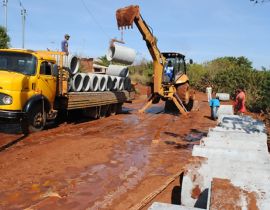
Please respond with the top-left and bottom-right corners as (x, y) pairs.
(72, 73), (86, 92)
(110, 76), (118, 91)
(103, 75), (113, 91)
(63, 54), (80, 75)
(116, 77), (124, 91)
(95, 74), (106, 91)
(106, 44), (136, 65)
(82, 74), (90, 92)
(216, 93), (230, 101)
(124, 77), (131, 90)
(107, 65), (129, 77)
(87, 73), (99, 92)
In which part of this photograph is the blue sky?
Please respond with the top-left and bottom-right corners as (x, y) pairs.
(2, 0), (270, 68)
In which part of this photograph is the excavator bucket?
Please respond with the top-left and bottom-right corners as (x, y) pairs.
(116, 5), (140, 29)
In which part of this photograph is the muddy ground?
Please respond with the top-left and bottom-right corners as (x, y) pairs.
(0, 89), (221, 210)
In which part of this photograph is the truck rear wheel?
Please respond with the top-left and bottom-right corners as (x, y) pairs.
(21, 105), (46, 133)
(99, 105), (109, 118)
(109, 104), (117, 116)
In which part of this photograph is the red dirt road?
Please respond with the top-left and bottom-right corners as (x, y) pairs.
(0, 91), (216, 210)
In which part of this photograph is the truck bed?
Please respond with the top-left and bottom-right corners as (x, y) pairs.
(65, 90), (135, 110)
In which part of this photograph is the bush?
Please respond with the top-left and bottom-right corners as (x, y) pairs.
(188, 56), (270, 112)
(129, 60), (153, 85)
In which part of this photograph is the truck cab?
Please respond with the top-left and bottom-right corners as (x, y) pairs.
(0, 49), (58, 132)
(0, 49), (134, 133)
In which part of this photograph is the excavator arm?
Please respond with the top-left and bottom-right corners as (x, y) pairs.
(116, 5), (188, 115)
(116, 5), (165, 94)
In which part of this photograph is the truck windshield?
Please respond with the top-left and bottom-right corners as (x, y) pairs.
(0, 52), (37, 75)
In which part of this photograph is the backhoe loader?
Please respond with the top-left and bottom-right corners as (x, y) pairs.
(116, 5), (194, 114)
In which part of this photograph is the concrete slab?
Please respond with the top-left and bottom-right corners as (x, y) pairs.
(218, 115), (266, 133)
(210, 178), (261, 210)
(181, 158), (270, 208)
(200, 137), (268, 152)
(216, 105), (234, 117)
(207, 130), (267, 142)
(180, 115), (270, 209)
(192, 146), (270, 163)
(148, 202), (201, 210)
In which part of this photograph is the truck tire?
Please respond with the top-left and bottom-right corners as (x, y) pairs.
(99, 105), (109, 118)
(21, 105), (46, 133)
(110, 104), (117, 116)
(116, 103), (123, 114)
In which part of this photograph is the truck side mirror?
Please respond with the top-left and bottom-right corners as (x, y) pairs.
(52, 64), (59, 77)
(189, 59), (193, 64)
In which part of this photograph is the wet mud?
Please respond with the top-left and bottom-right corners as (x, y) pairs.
(0, 91), (217, 209)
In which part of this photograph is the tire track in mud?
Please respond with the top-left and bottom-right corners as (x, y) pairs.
(80, 114), (178, 210)
(21, 113), (178, 210)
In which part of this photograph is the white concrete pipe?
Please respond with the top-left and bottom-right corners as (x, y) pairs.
(216, 93), (230, 101)
(96, 74), (106, 91)
(110, 76), (118, 91)
(63, 54), (80, 75)
(49, 53), (80, 75)
(72, 73), (86, 92)
(87, 73), (99, 92)
(107, 65), (129, 77)
(116, 77), (124, 91)
(103, 75), (113, 91)
(124, 77), (131, 90)
(106, 44), (136, 65)
(82, 74), (91, 92)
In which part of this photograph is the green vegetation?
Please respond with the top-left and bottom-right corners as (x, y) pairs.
(130, 56), (270, 113)
(95, 55), (110, 67)
(187, 56), (270, 112)
(0, 26), (10, 49)
(129, 59), (153, 85)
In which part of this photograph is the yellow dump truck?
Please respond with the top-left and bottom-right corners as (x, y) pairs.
(0, 49), (134, 133)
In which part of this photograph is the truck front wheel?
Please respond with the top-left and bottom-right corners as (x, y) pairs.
(21, 105), (46, 133)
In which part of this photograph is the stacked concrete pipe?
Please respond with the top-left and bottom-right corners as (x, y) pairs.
(103, 75), (113, 91)
(69, 73), (130, 92)
(124, 77), (131, 91)
(72, 73), (85, 92)
(87, 73), (99, 92)
(106, 65), (129, 77)
(95, 74), (107, 91)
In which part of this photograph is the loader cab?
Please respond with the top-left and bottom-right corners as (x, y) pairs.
(162, 52), (187, 83)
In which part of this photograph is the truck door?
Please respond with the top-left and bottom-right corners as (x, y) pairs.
(37, 61), (57, 103)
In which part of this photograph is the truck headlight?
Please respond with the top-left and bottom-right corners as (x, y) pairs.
(2, 96), (13, 105)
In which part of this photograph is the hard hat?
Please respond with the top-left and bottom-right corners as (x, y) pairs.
(65, 34), (70, 37)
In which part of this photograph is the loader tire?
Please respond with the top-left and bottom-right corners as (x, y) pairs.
(176, 83), (190, 105)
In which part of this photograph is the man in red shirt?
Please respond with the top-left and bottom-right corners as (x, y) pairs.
(234, 88), (246, 115)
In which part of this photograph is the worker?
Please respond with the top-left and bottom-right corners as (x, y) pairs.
(61, 34), (70, 55)
(206, 86), (212, 102)
(209, 95), (220, 120)
(164, 60), (174, 82)
(234, 88), (246, 115)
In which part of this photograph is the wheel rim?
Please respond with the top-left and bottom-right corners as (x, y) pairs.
(33, 112), (44, 128)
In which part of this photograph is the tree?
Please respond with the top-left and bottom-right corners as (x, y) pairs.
(95, 55), (110, 67)
(0, 26), (10, 49)
(250, 0), (270, 3)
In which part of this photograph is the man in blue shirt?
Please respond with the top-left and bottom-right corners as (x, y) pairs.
(209, 96), (220, 120)
(61, 34), (70, 55)
(164, 60), (174, 82)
